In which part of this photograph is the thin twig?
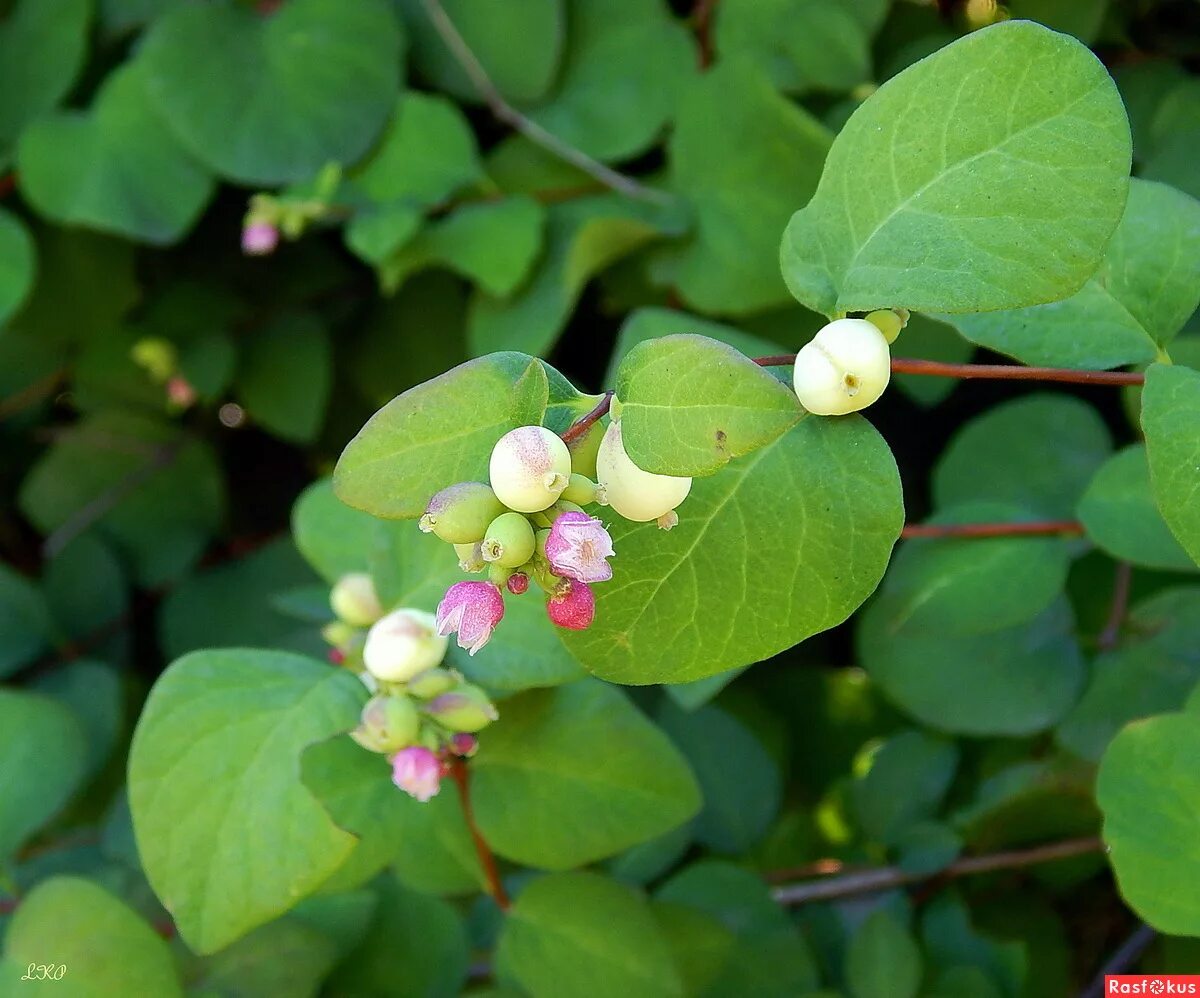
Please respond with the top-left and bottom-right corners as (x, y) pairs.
(754, 355), (1145, 385)
(901, 520), (1084, 540)
(1080, 923), (1157, 998)
(419, 0), (670, 205)
(448, 760), (510, 911)
(561, 391), (613, 446)
(1097, 561), (1133, 652)
(770, 836), (1102, 906)
(693, 0), (719, 68)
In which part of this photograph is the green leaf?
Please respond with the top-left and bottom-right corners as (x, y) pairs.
(0, 562), (52, 678)
(1077, 445), (1197, 572)
(1058, 588), (1200, 760)
(615, 334), (802, 476)
(561, 415), (903, 683)
(33, 660), (124, 780)
(846, 910), (923, 998)
(933, 394), (1111, 519)
(2, 877), (183, 998)
(237, 313), (332, 444)
(0, 0), (91, 155)
(187, 914), (341, 998)
(141, 0), (402, 184)
(378, 196), (545, 297)
(1142, 363), (1200, 567)
(521, 0), (695, 163)
(17, 62), (215, 245)
(333, 352), (551, 519)
(43, 534), (127, 641)
(657, 701), (780, 854)
(950, 180), (1200, 369)
(921, 893), (1026, 998)
(292, 478), (381, 583)
(471, 680), (701, 869)
(18, 410), (226, 587)
(0, 689), (86, 860)
(397, 0), (564, 104)
(0, 209), (34, 325)
(781, 20), (1131, 316)
(1097, 710), (1200, 935)
(390, 789), (487, 897)
(859, 596), (1084, 736)
(497, 871), (683, 998)
(128, 649), (367, 953)
(851, 730), (958, 845)
(653, 901), (737, 997)
(669, 60), (831, 314)
(1008, 0), (1110, 42)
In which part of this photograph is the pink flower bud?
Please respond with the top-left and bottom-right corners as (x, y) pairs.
(166, 376), (197, 409)
(435, 581), (505, 656)
(544, 511), (615, 583)
(391, 746), (442, 802)
(241, 220), (279, 256)
(546, 578), (595, 630)
(506, 572), (529, 595)
(449, 733), (478, 757)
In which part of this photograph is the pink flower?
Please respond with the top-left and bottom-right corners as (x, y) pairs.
(241, 220), (278, 255)
(544, 512), (614, 583)
(391, 746), (442, 802)
(546, 578), (595, 630)
(435, 581), (505, 656)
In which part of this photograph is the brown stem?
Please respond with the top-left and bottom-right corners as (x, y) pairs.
(1080, 923), (1157, 998)
(754, 354), (1145, 385)
(901, 520), (1084, 540)
(448, 759), (510, 911)
(419, 0), (669, 205)
(693, 0), (719, 68)
(560, 391), (613, 446)
(1097, 561), (1133, 652)
(770, 836), (1102, 906)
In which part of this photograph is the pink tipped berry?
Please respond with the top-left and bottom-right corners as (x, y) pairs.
(391, 746), (442, 802)
(435, 581), (505, 656)
(546, 578), (595, 631)
(449, 733), (479, 757)
(242, 220), (279, 256)
(544, 511), (614, 584)
(506, 572), (529, 595)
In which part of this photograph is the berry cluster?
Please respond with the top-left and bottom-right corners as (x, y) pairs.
(323, 573), (499, 802)
(424, 420), (692, 654)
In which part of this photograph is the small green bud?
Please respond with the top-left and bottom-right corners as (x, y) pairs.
(407, 668), (457, 699)
(480, 511), (536, 568)
(350, 694), (420, 754)
(424, 684), (499, 733)
(561, 474), (599, 505)
(566, 419), (605, 479)
(322, 620), (360, 650)
(330, 572), (383, 627)
(130, 337), (177, 383)
(488, 562), (515, 588)
(419, 482), (506, 544)
(549, 499), (586, 517)
(455, 542), (486, 573)
(864, 308), (907, 345)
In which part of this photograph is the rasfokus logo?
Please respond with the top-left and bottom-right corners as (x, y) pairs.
(1107, 977), (1200, 994)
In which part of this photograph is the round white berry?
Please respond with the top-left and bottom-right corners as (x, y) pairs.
(596, 420), (691, 523)
(329, 572), (383, 627)
(792, 318), (891, 416)
(362, 608), (448, 683)
(488, 426), (572, 513)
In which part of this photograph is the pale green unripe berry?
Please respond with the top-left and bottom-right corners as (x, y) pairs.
(561, 473), (599, 505)
(407, 667), (457, 700)
(424, 684), (499, 734)
(481, 511), (536, 568)
(420, 482), (506, 544)
(864, 308), (907, 345)
(596, 419), (691, 523)
(350, 694), (421, 754)
(792, 318), (891, 416)
(488, 426), (571, 513)
(330, 572), (383, 627)
(363, 608), (448, 682)
(455, 542), (486, 573)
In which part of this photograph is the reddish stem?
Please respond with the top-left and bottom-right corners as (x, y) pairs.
(901, 520), (1083, 540)
(693, 0), (718, 68)
(448, 760), (510, 911)
(560, 391), (613, 446)
(754, 354), (1145, 385)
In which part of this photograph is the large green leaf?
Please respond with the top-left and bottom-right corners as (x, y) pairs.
(0, 689), (86, 860)
(0, 208), (34, 325)
(781, 20), (1131, 316)
(0, 563), (52, 678)
(17, 62), (214, 245)
(1059, 588), (1200, 760)
(2, 877), (183, 998)
(236, 313), (332, 444)
(1142, 363), (1200, 566)
(851, 730), (958, 845)
(1077, 445), (1197, 572)
(951, 180), (1200, 369)
(292, 478), (381, 584)
(1097, 709), (1200, 935)
(0, 0), (91, 155)
(615, 334), (802, 477)
(140, 0), (402, 184)
(668, 60), (832, 314)
(497, 872), (682, 998)
(846, 910), (923, 998)
(471, 680), (701, 869)
(128, 649), (367, 953)
(561, 416), (903, 684)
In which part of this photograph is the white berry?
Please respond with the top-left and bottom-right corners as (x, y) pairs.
(329, 573), (382, 627)
(489, 426), (571, 513)
(792, 318), (891, 416)
(596, 420), (691, 523)
(362, 608), (448, 683)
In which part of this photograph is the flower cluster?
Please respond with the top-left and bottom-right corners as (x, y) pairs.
(424, 421), (692, 654)
(322, 573), (499, 803)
